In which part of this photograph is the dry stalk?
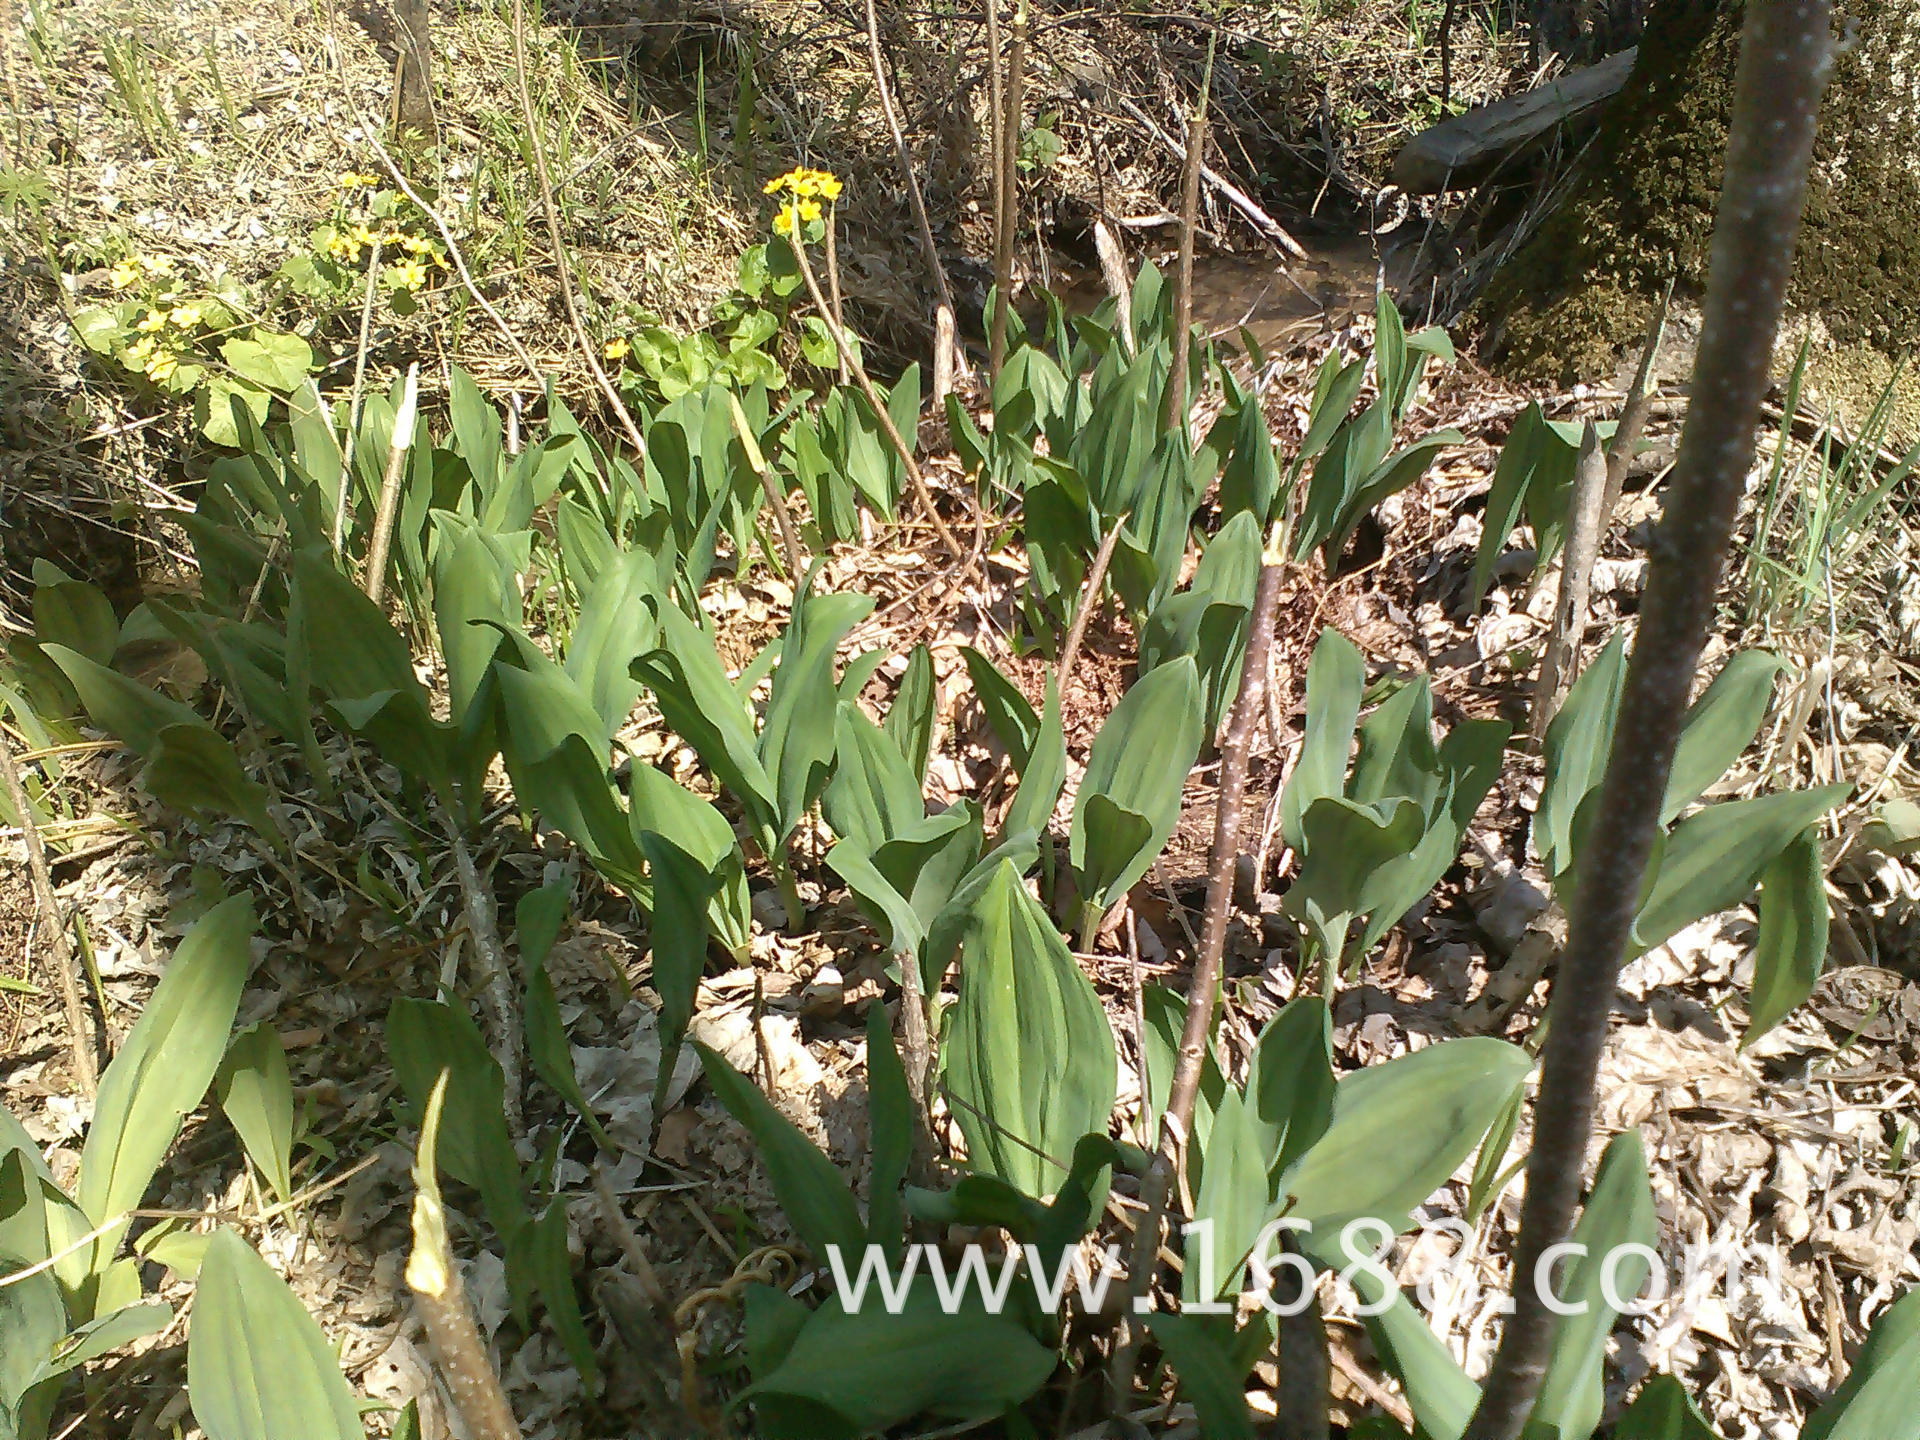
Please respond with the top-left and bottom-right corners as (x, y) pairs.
(409, 1075), (524, 1440)
(725, 389), (803, 577)
(786, 231), (965, 560)
(448, 829), (524, 1140)
(1528, 420), (1606, 736)
(1167, 35), (1217, 433)
(0, 725), (96, 1094)
(334, 237), (384, 555)
(863, 0), (964, 402)
(985, 0), (1008, 378)
(1462, 5), (1833, 1435)
(1112, 554), (1285, 1404)
(1600, 288), (1671, 526)
(509, 0), (647, 458)
(362, 361), (419, 607)
(1093, 218), (1134, 350)
(1055, 513), (1128, 696)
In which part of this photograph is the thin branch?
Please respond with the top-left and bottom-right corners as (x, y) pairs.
(726, 388), (803, 577)
(449, 829), (524, 1140)
(1462, 6), (1833, 1436)
(509, 0), (647, 458)
(1528, 420), (1606, 736)
(787, 230), (965, 560)
(864, 0), (964, 401)
(1599, 287), (1671, 526)
(985, 0), (1008, 378)
(1113, 552), (1285, 1404)
(1167, 35), (1217, 433)
(334, 239), (384, 556)
(1113, 91), (1308, 260)
(0, 726), (96, 1095)
(1055, 513), (1127, 695)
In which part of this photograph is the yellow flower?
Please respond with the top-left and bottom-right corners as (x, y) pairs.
(763, 167), (806, 196)
(772, 206), (797, 237)
(145, 349), (177, 382)
(136, 309), (168, 333)
(603, 336), (630, 361)
(138, 255), (174, 275)
(168, 304), (203, 328)
(350, 224), (378, 249)
(797, 198), (822, 224)
(126, 335), (155, 361)
(390, 258), (428, 290)
(109, 259), (142, 291)
(338, 170), (381, 189)
(814, 172), (843, 201)
(400, 233), (432, 255)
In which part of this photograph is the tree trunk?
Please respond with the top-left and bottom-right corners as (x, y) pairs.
(1481, 0), (1918, 431)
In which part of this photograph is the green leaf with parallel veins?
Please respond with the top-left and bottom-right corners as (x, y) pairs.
(945, 862), (1116, 1202)
(1800, 1285), (1920, 1440)
(188, 1229), (363, 1440)
(1247, 997), (1336, 1181)
(694, 1043), (864, 1262)
(1069, 656), (1204, 921)
(1280, 628), (1365, 853)
(144, 723), (272, 834)
(1661, 649), (1784, 825)
(884, 644), (936, 784)
(215, 1024), (295, 1205)
(865, 1004), (912, 1259)
(0, 1258), (65, 1440)
(1613, 1374), (1723, 1440)
(37, 643), (201, 758)
(823, 703), (923, 854)
(1742, 825), (1830, 1047)
(1147, 1313), (1258, 1440)
(31, 563), (118, 666)
(1535, 631), (1628, 883)
(640, 832), (717, 1109)
(1349, 1266), (1478, 1440)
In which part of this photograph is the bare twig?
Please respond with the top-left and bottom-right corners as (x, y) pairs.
(1113, 552), (1285, 1404)
(985, 0), (1008, 378)
(1167, 35), (1217, 433)
(864, 0), (963, 401)
(362, 361), (419, 607)
(825, 202), (849, 386)
(1462, 6), (1833, 1436)
(1113, 92), (1308, 260)
(0, 726), (96, 1095)
(1055, 513), (1128, 695)
(726, 389), (803, 576)
(1599, 287), (1671, 526)
(509, 0), (647, 457)
(787, 231), (965, 560)
(1529, 420), (1606, 735)
(449, 829), (524, 1140)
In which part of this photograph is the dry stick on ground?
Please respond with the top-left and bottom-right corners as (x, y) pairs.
(1093, 218), (1135, 350)
(449, 829), (525, 1140)
(1166, 34), (1216, 434)
(1528, 419), (1606, 736)
(864, 0), (964, 403)
(1600, 289), (1671, 527)
(362, 362), (420, 606)
(0, 727), (97, 1095)
(984, 0), (1008, 378)
(1113, 92), (1309, 261)
(410, 1076), (524, 1440)
(786, 232), (966, 561)
(1112, 555), (1285, 1405)
(1461, 4), (1834, 1437)
(509, 0), (647, 458)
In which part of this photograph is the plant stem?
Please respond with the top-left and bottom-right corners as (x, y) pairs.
(1461, 6), (1832, 1436)
(449, 828), (524, 1140)
(863, 0), (963, 402)
(1528, 419), (1606, 737)
(984, 0), (1007, 378)
(787, 229), (965, 560)
(825, 200), (848, 386)
(0, 724), (96, 1095)
(335, 243), (384, 556)
(1167, 34), (1216, 434)
(362, 361), (419, 607)
(772, 850), (806, 933)
(1055, 512), (1127, 694)
(1599, 287), (1670, 527)
(726, 388), (803, 577)
(1112, 558), (1283, 1405)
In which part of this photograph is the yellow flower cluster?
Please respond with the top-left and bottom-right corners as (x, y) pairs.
(337, 170), (383, 189)
(322, 224), (441, 273)
(108, 254), (175, 291)
(764, 166), (842, 237)
(122, 301), (208, 383)
(763, 167), (844, 201)
(603, 336), (630, 361)
(125, 334), (179, 382)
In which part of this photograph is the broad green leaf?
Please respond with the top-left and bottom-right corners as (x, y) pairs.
(1631, 785), (1848, 955)
(31, 564), (118, 666)
(384, 1000), (527, 1254)
(946, 863), (1117, 1201)
(1800, 1286), (1920, 1440)
(865, 1005), (911, 1259)
(823, 704), (923, 854)
(38, 643), (202, 758)
(639, 833), (717, 1107)
(512, 734), (647, 894)
(1281, 795), (1425, 966)
(1349, 678), (1439, 812)
(188, 1229), (363, 1440)
(79, 895), (256, 1233)
(1216, 388), (1284, 525)
(1295, 354), (1368, 471)
(826, 843), (928, 959)
(1349, 1266), (1479, 1440)
(1535, 632), (1628, 881)
(1285, 1037), (1532, 1237)
(760, 583), (873, 838)
(0, 1259), (64, 1440)
(694, 1043), (864, 1261)
(1470, 402), (1552, 610)
(1661, 650), (1784, 824)
(197, 378), (271, 448)
(1324, 429), (1463, 560)
(1247, 998), (1336, 1180)
(515, 881), (570, 972)
(220, 331), (314, 392)
(430, 516), (516, 733)
(884, 645), (936, 784)
(215, 1025), (295, 1205)
(525, 1202), (599, 1384)
(1069, 656), (1205, 920)
(1614, 1374), (1722, 1439)
(1742, 825), (1829, 1046)
(735, 1280), (1056, 1434)
(1147, 1313), (1258, 1440)
(1281, 628), (1365, 852)
(524, 960), (614, 1153)
(1140, 984), (1227, 1168)
(564, 547), (660, 738)
(1529, 1130), (1658, 1440)
(629, 765), (752, 955)
(23, 1298), (170, 1390)
(1186, 1088), (1269, 1304)
(635, 606), (776, 840)
(1002, 679), (1066, 842)
(144, 723), (272, 834)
